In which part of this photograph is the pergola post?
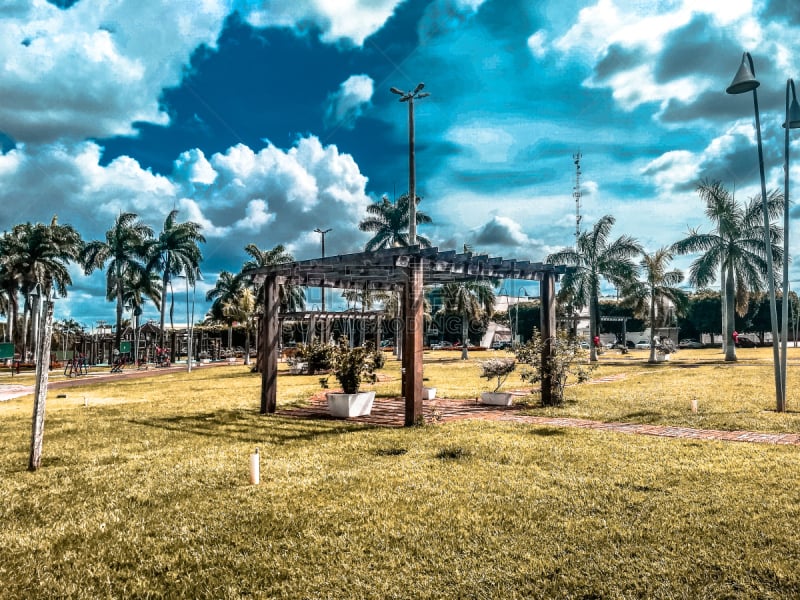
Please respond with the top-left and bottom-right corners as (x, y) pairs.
(260, 274), (280, 414)
(540, 270), (556, 406)
(402, 257), (424, 425)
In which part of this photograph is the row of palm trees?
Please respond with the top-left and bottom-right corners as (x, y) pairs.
(0, 210), (205, 359)
(550, 180), (784, 362)
(0, 179), (780, 367)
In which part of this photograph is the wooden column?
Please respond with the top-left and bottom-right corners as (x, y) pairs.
(540, 271), (556, 406)
(402, 258), (424, 426)
(260, 275), (280, 414)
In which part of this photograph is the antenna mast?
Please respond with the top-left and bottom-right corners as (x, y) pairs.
(573, 152), (582, 245)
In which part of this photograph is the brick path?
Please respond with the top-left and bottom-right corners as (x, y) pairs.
(280, 393), (800, 447)
(4, 364), (798, 447)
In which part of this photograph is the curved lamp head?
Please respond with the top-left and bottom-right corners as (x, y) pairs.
(726, 52), (760, 95)
(784, 79), (800, 129)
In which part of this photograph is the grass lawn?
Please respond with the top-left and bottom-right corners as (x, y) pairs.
(2, 350), (800, 598)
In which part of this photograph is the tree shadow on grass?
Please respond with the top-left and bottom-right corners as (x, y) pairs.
(126, 409), (378, 445)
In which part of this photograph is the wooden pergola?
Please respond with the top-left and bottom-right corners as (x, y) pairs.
(249, 246), (567, 425)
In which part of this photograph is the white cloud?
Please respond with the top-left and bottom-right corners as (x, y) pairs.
(0, 0), (229, 143)
(473, 215), (532, 247)
(527, 30), (547, 58)
(240, 0), (402, 46)
(640, 150), (700, 194)
(324, 74), (374, 130)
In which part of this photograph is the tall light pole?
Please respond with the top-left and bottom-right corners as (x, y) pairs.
(314, 228), (332, 312)
(390, 83), (430, 246)
(727, 52), (784, 411)
(782, 80), (800, 408)
(515, 288), (529, 345)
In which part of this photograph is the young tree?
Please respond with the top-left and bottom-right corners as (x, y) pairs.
(515, 329), (595, 406)
(547, 215), (642, 361)
(621, 248), (688, 362)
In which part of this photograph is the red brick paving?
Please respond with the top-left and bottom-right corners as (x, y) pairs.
(280, 393), (800, 447)
(5, 363), (799, 447)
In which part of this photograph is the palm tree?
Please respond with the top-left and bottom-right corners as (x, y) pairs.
(547, 215), (642, 362)
(672, 180), (782, 362)
(0, 231), (23, 345)
(240, 243), (304, 312)
(621, 248), (688, 362)
(358, 194), (433, 251)
(438, 280), (495, 360)
(147, 209), (205, 347)
(81, 212), (153, 351)
(10, 218), (83, 358)
(123, 269), (162, 365)
(222, 288), (257, 366)
(206, 270), (244, 350)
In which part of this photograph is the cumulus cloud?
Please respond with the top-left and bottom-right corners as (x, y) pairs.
(552, 0), (775, 118)
(324, 74), (374, 130)
(239, 0), (402, 46)
(527, 30), (547, 58)
(0, 133), (371, 258)
(473, 215), (532, 247)
(0, 0), (228, 144)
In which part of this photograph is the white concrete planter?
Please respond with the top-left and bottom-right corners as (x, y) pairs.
(326, 391), (376, 418)
(289, 361), (307, 374)
(422, 387), (437, 400)
(656, 353), (671, 362)
(480, 391), (514, 406)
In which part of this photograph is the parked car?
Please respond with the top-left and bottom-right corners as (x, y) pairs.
(737, 336), (757, 348)
(491, 340), (512, 350)
(431, 341), (453, 350)
(678, 339), (704, 349)
(635, 339), (650, 349)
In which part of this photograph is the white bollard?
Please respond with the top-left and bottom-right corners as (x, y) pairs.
(691, 399), (698, 413)
(249, 447), (260, 485)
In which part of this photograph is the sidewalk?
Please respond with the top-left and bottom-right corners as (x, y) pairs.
(4, 365), (799, 447)
(280, 393), (800, 447)
(0, 359), (245, 401)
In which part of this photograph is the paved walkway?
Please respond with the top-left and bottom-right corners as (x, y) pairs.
(3, 365), (799, 447)
(281, 393), (800, 447)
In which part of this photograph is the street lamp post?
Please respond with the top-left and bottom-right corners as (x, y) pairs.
(390, 83), (430, 246)
(726, 52), (784, 411)
(782, 80), (800, 406)
(313, 228), (332, 312)
(515, 288), (529, 345)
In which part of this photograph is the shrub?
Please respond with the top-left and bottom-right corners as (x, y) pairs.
(329, 341), (383, 394)
(294, 342), (333, 375)
(478, 358), (516, 393)
(515, 329), (595, 406)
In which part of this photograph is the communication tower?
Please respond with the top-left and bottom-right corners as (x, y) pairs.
(573, 152), (582, 245)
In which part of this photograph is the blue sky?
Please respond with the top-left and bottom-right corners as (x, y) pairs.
(2, 0), (800, 326)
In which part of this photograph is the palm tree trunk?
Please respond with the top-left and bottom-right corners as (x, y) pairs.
(720, 263), (727, 355)
(115, 286), (124, 353)
(724, 263), (737, 361)
(589, 292), (598, 362)
(648, 289), (657, 363)
(460, 315), (469, 360)
(159, 268), (169, 349)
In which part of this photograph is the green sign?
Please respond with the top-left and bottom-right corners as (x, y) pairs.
(119, 341), (131, 353)
(0, 343), (14, 359)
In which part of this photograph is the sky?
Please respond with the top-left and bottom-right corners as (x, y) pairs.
(2, 0), (800, 328)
